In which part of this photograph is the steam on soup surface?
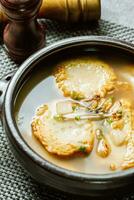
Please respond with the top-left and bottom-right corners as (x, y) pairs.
(15, 49), (134, 174)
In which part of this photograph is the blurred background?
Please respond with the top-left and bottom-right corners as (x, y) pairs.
(102, 0), (134, 28)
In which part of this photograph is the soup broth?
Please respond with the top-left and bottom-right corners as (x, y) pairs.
(15, 48), (134, 174)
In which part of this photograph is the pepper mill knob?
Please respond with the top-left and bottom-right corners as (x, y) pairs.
(1, 0), (45, 63)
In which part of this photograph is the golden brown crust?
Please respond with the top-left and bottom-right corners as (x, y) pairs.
(31, 104), (94, 157)
(121, 109), (134, 169)
(54, 59), (116, 100)
(121, 133), (134, 170)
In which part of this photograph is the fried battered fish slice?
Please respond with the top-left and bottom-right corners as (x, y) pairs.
(121, 133), (134, 170)
(31, 104), (94, 157)
(121, 111), (134, 169)
(54, 59), (116, 100)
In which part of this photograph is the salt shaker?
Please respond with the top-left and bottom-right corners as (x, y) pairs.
(1, 0), (45, 63)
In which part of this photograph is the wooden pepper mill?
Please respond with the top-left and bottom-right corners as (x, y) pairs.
(1, 0), (45, 63)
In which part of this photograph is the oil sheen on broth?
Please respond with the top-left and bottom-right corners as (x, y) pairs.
(15, 50), (134, 174)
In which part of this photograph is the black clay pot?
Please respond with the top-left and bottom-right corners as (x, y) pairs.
(0, 36), (134, 197)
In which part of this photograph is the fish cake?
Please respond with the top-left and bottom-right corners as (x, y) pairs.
(54, 58), (116, 100)
(121, 111), (134, 169)
(31, 102), (94, 157)
(121, 133), (134, 169)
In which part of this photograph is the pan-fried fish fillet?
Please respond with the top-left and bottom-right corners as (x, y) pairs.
(31, 103), (94, 157)
(121, 133), (134, 169)
(54, 58), (116, 100)
(121, 111), (134, 169)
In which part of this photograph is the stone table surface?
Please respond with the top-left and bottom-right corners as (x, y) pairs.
(102, 0), (134, 28)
